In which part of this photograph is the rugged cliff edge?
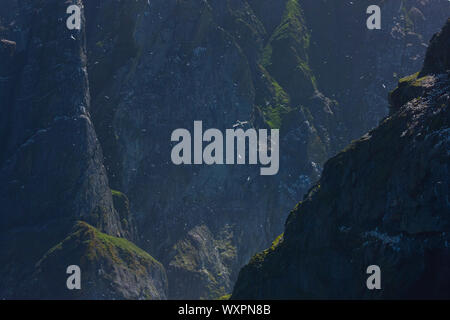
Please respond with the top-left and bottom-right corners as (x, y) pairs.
(232, 19), (450, 299)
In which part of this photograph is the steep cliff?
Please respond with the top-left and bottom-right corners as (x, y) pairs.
(1, 0), (448, 299)
(0, 0), (167, 299)
(81, 0), (341, 299)
(232, 19), (450, 299)
(80, 0), (449, 299)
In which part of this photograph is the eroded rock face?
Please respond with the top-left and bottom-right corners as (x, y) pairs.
(232, 20), (450, 299)
(0, 1), (167, 299)
(0, 0), (124, 236)
(167, 225), (235, 300)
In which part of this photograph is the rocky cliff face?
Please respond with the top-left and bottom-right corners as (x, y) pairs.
(88, 0), (339, 299)
(81, 0), (449, 299)
(0, 0), (167, 299)
(0, 0), (448, 299)
(232, 19), (450, 299)
(301, 0), (450, 139)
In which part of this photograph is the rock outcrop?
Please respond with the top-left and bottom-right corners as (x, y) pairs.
(30, 221), (167, 300)
(232, 19), (450, 299)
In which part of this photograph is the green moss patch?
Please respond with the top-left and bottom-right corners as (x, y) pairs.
(40, 221), (161, 274)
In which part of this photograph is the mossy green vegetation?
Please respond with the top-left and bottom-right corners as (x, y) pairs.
(256, 65), (294, 130)
(110, 189), (123, 197)
(261, 0), (316, 96)
(110, 189), (133, 233)
(90, 225), (152, 262)
(40, 221), (161, 273)
(271, 233), (284, 250)
(111, 189), (129, 217)
(262, 0), (308, 61)
(256, 0), (318, 133)
(390, 72), (433, 108)
(399, 72), (420, 84)
(33, 221), (167, 299)
(249, 233), (284, 265)
(263, 105), (293, 129)
(398, 72), (432, 87)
